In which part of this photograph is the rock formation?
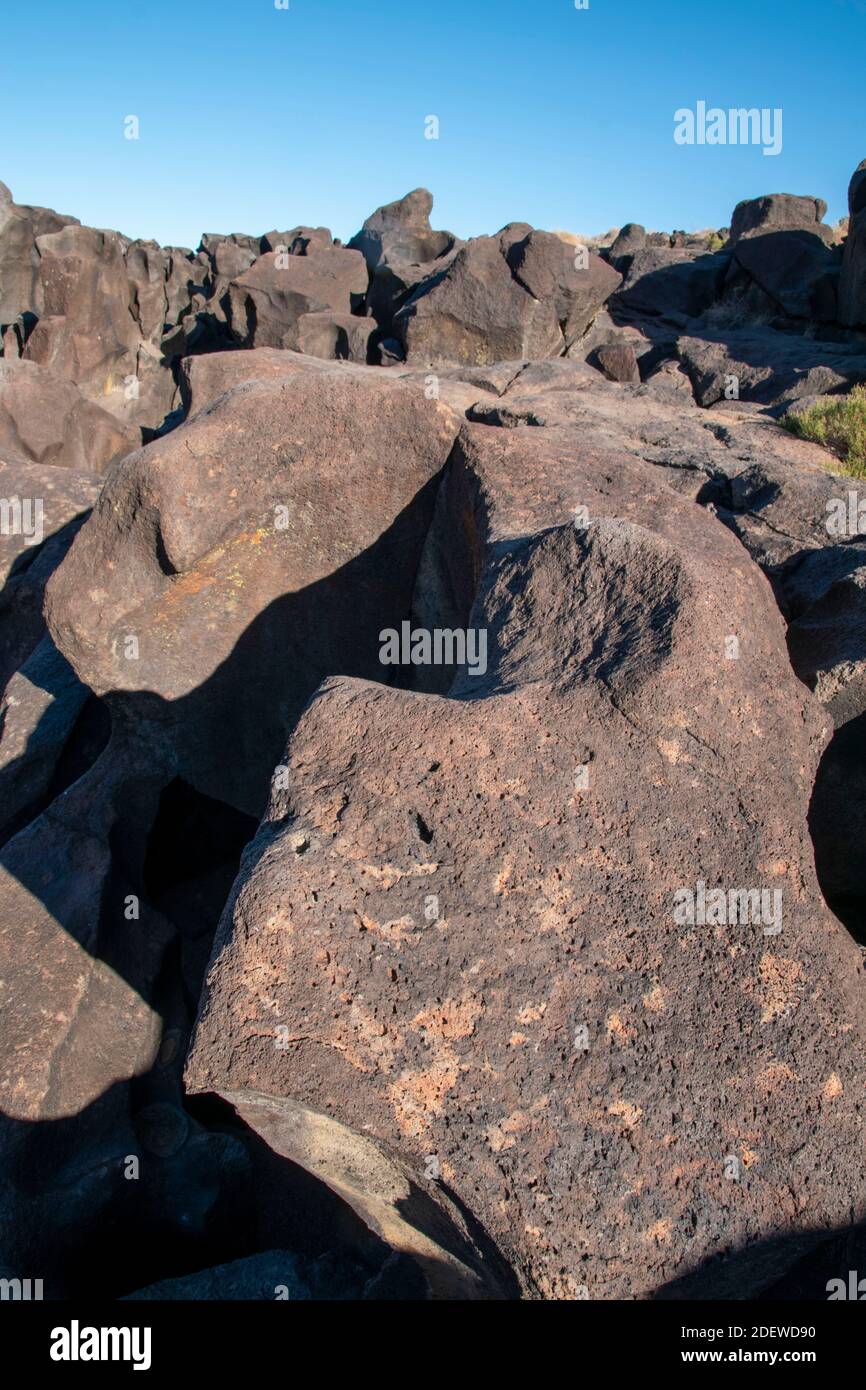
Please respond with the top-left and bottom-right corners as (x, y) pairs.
(2, 169), (866, 1301)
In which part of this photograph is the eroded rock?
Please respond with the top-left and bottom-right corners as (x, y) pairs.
(187, 413), (866, 1300)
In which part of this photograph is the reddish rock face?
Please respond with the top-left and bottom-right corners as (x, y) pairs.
(505, 230), (622, 342)
(395, 236), (566, 366)
(728, 193), (833, 246)
(595, 341), (640, 383)
(20, 223), (195, 431)
(0, 454), (101, 686)
(186, 417), (866, 1299)
(226, 247), (369, 349)
(9, 174), (866, 1304)
(23, 226), (135, 396)
(0, 360), (139, 473)
(45, 364), (462, 817)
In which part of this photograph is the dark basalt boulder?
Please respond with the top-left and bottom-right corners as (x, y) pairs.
(839, 159), (866, 328)
(349, 189), (462, 331)
(728, 193), (834, 247)
(225, 246), (368, 349)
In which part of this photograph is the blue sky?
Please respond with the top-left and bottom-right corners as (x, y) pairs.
(2, 0), (864, 249)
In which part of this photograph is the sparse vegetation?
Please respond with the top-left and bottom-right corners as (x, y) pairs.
(700, 289), (773, 330)
(782, 385), (866, 477)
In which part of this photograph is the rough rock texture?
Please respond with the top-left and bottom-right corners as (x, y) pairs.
(839, 159), (866, 328)
(0, 709), (177, 1125)
(0, 636), (100, 845)
(295, 309), (376, 363)
(349, 188), (461, 332)
(505, 231), (622, 344)
(613, 248), (731, 323)
(45, 364), (462, 817)
(187, 401), (866, 1300)
(20, 224), (189, 431)
(732, 231), (841, 321)
(350, 189), (453, 272)
(226, 247), (369, 350)
(0, 359), (139, 472)
(7, 171), (866, 1303)
(729, 194), (833, 247)
(608, 222), (646, 265)
(0, 182), (78, 323)
(395, 236), (566, 366)
(0, 455), (101, 687)
(676, 329), (866, 410)
(595, 341), (640, 383)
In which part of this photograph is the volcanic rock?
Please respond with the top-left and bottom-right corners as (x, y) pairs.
(394, 235), (564, 366)
(839, 159), (866, 328)
(45, 362), (462, 817)
(226, 247), (368, 349)
(187, 411), (866, 1299)
(0, 359), (139, 472)
(732, 231), (840, 321)
(728, 194), (834, 246)
(505, 230), (622, 343)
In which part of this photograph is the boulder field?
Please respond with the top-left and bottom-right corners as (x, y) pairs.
(2, 170), (866, 1299)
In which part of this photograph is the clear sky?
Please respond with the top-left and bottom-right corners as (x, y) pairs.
(3, 0), (864, 250)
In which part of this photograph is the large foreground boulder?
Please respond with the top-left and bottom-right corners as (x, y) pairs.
(45, 362), (462, 817)
(186, 406), (866, 1300)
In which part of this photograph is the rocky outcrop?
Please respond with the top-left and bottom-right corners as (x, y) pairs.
(839, 159), (866, 327)
(18, 224), (204, 431)
(676, 329), (866, 409)
(394, 234), (602, 366)
(186, 380), (866, 1299)
(505, 230), (622, 344)
(349, 189), (462, 333)
(0, 359), (139, 472)
(612, 248), (731, 323)
(732, 231), (841, 321)
(608, 222), (646, 265)
(728, 193), (834, 246)
(0, 181), (78, 324)
(0, 454), (101, 687)
(5, 168), (866, 1304)
(45, 363), (463, 817)
(226, 246), (369, 350)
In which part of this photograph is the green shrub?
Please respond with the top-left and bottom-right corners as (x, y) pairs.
(782, 386), (866, 478)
